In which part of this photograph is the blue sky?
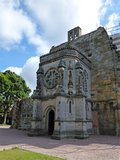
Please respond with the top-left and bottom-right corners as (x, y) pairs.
(0, 0), (120, 91)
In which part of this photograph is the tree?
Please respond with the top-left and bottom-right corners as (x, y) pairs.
(0, 70), (31, 124)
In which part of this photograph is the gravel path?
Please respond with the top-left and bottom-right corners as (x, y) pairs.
(0, 126), (120, 160)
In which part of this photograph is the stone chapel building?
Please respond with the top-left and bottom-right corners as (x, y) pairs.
(12, 26), (120, 139)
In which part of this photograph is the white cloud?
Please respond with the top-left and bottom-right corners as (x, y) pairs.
(20, 56), (39, 91)
(0, 0), (111, 51)
(0, 0), (114, 51)
(0, 0), (49, 53)
(106, 13), (120, 28)
(99, 0), (112, 17)
(3, 67), (22, 75)
(4, 56), (39, 92)
(0, 0), (20, 9)
(105, 13), (120, 35)
(24, 0), (105, 45)
(29, 34), (49, 54)
(23, 0), (118, 50)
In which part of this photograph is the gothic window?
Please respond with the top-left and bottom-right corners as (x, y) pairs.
(69, 101), (72, 113)
(76, 71), (84, 94)
(74, 29), (79, 39)
(68, 31), (73, 41)
(83, 70), (88, 94)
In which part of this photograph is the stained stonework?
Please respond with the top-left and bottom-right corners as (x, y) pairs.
(12, 26), (120, 137)
(29, 40), (92, 139)
(12, 99), (33, 130)
(70, 27), (120, 136)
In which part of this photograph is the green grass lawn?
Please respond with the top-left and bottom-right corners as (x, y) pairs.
(0, 148), (64, 160)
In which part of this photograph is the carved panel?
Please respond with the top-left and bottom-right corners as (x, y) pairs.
(44, 68), (59, 89)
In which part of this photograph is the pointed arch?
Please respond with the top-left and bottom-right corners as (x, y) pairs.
(43, 106), (55, 135)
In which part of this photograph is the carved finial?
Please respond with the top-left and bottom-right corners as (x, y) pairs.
(49, 46), (55, 53)
(37, 65), (44, 74)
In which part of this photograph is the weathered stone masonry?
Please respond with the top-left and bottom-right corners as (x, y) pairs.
(12, 26), (120, 138)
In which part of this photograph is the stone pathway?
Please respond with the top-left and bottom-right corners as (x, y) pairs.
(0, 126), (120, 160)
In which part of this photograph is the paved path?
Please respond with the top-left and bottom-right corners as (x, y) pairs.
(0, 126), (120, 160)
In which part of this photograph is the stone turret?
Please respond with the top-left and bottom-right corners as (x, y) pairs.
(68, 26), (82, 42)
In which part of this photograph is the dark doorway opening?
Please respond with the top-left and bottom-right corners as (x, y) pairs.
(48, 110), (55, 135)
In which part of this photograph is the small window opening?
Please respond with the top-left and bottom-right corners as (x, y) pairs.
(69, 101), (72, 113)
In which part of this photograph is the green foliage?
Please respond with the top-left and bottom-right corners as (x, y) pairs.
(3, 70), (31, 98)
(0, 70), (31, 124)
(0, 148), (64, 160)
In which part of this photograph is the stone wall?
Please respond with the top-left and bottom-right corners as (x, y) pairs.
(12, 27), (120, 136)
(70, 27), (120, 135)
(12, 98), (33, 130)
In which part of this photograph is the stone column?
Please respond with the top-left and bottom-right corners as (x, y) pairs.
(81, 97), (89, 138)
(33, 65), (44, 98)
(75, 97), (89, 139)
(52, 97), (61, 139)
(91, 103), (99, 135)
(57, 60), (66, 94)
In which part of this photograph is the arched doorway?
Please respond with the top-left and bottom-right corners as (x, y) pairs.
(48, 110), (55, 135)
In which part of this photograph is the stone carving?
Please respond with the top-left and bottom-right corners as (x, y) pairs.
(75, 61), (85, 95)
(33, 65), (44, 97)
(75, 61), (83, 70)
(86, 101), (92, 120)
(76, 70), (84, 95)
(44, 68), (59, 89)
(83, 70), (88, 95)
(68, 61), (73, 95)
(68, 71), (73, 87)
(58, 59), (66, 69)
(57, 60), (66, 93)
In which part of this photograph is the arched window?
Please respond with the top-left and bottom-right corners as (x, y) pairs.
(78, 72), (84, 92)
(83, 70), (88, 94)
(69, 101), (72, 113)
